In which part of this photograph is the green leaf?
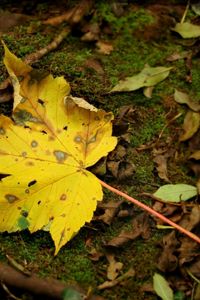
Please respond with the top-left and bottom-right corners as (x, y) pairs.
(62, 288), (84, 300)
(172, 22), (200, 38)
(154, 184), (197, 203)
(110, 65), (172, 93)
(153, 273), (173, 300)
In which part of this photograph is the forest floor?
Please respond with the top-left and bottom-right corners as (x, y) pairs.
(0, 1), (200, 300)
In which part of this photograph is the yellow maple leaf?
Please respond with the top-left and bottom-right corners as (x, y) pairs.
(0, 44), (117, 254)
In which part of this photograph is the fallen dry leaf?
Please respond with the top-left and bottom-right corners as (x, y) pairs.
(96, 200), (123, 225)
(153, 153), (170, 183)
(166, 51), (189, 62)
(98, 268), (135, 290)
(0, 44), (117, 255)
(179, 111), (200, 142)
(88, 248), (103, 262)
(179, 206), (200, 232)
(190, 150), (200, 160)
(174, 89), (200, 112)
(96, 41), (114, 55)
(178, 237), (200, 265)
(106, 254), (123, 280)
(157, 231), (179, 272)
(106, 213), (151, 247)
(0, 11), (31, 33)
(107, 161), (135, 180)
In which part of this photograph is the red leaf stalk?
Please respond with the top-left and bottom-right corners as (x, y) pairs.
(99, 179), (200, 245)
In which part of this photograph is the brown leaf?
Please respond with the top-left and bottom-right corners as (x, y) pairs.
(96, 41), (114, 55)
(166, 51), (189, 62)
(187, 258), (200, 278)
(81, 23), (100, 41)
(178, 237), (200, 265)
(179, 206), (200, 231)
(88, 248), (103, 262)
(98, 268), (135, 290)
(106, 254), (123, 280)
(157, 231), (179, 272)
(96, 200), (123, 225)
(0, 12), (31, 33)
(153, 154), (170, 182)
(190, 150), (200, 160)
(179, 111), (200, 142)
(84, 59), (104, 75)
(143, 86), (154, 98)
(107, 161), (135, 181)
(106, 213), (151, 247)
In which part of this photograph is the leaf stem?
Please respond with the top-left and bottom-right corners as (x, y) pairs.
(99, 179), (200, 245)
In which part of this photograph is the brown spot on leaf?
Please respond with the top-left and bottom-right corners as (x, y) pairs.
(74, 136), (82, 143)
(26, 161), (34, 166)
(0, 128), (5, 135)
(38, 200), (41, 205)
(28, 180), (37, 187)
(25, 189), (30, 194)
(21, 151), (27, 157)
(60, 194), (67, 201)
(61, 213), (66, 217)
(5, 194), (19, 203)
(104, 113), (112, 121)
(21, 210), (28, 217)
(31, 140), (38, 148)
(67, 228), (70, 231)
(48, 136), (55, 141)
(53, 150), (68, 162)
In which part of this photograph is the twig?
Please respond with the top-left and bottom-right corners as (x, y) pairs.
(43, 0), (93, 26)
(180, 0), (190, 24)
(99, 179), (200, 244)
(1, 283), (22, 300)
(0, 0), (94, 94)
(24, 28), (70, 65)
(0, 262), (85, 299)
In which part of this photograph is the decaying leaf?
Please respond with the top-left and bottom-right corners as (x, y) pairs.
(106, 213), (151, 247)
(110, 65), (172, 93)
(3, 41), (32, 110)
(98, 268), (135, 290)
(153, 184), (197, 203)
(0, 44), (117, 254)
(157, 231), (179, 272)
(96, 41), (114, 55)
(172, 22), (200, 38)
(153, 151), (170, 183)
(192, 3), (200, 16)
(153, 273), (173, 300)
(174, 89), (200, 112)
(179, 205), (200, 232)
(106, 254), (123, 280)
(190, 150), (200, 160)
(179, 111), (200, 142)
(96, 200), (123, 225)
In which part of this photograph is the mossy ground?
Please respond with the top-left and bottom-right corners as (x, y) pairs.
(0, 1), (197, 299)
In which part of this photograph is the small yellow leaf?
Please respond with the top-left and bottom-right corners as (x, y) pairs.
(3, 41), (32, 110)
(0, 44), (117, 254)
